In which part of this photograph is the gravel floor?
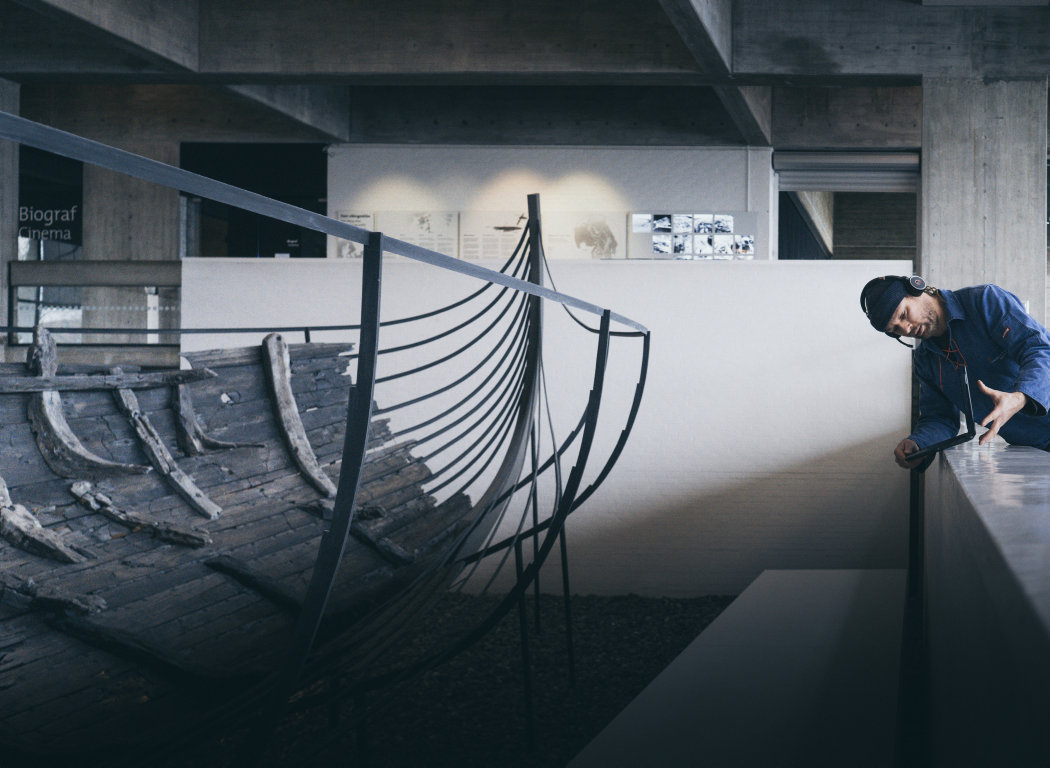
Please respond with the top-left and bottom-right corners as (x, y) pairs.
(266, 592), (735, 767)
(18, 592), (734, 768)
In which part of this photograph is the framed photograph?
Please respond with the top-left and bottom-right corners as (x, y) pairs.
(652, 214), (673, 233)
(695, 235), (714, 257)
(693, 214), (714, 234)
(734, 234), (755, 257)
(714, 214), (734, 234)
(652, 234), (672, 255)
(673, 234), (693, 257)
(631, 213), (653, 233)
(712, 234), (734, 257)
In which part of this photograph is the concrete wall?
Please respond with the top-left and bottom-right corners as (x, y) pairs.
(182, 257), (912, 596)
(834, 192), (916, 261)
(926, 445), (1050, 767)
(920, 77), (1047, 322)
(0, 80), (18, 352)
(794, 190), (834, 252)
(326, 144), (777, 263)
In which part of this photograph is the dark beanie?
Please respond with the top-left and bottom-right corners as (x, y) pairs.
(860, 276), (908, 332)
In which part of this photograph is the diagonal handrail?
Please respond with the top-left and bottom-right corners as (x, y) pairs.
(0, 111), (646, 334)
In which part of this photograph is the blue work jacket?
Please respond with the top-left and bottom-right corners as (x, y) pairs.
(909, 285), (1050, 451)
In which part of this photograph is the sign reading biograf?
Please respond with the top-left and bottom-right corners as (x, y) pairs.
(18, 204), (81, 243)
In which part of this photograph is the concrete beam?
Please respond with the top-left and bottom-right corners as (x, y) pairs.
(225, 85), (351, 143)
(714, 85), (772, 145)
(346, 85), (743, 146)
(734, 0), (1050, 79)
(197, 0), (699, 79)
(0, 1), (173, 79)
(20, 84), (341, 144)
(10, 0), (199, 71)
(656, 0), (733, 73)
(923, 0), (1045, 5)
(773, 87), (922, 149)
(656, 0), (771, 144)
(791, 191), (834, 253)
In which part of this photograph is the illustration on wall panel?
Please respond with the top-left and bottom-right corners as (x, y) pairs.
(333, 212), (375, 258)
(459, 210), (627, 260)
(459, 211), (528, 261)
(629, 212), (755, 260)
(330, 209), (754, 260)
(544, 211), (626, 260)
(374, 211), (459, 259)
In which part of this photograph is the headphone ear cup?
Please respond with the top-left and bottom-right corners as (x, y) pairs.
(907, 275), (926, 295)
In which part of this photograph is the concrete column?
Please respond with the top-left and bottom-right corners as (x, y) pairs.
(747, 147), (777, 260)
(0, 79), (19, 359)
(81, 140), (181, 344)
(920, 77), (1047, 322)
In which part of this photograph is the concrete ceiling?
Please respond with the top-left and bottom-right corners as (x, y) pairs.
(0, 0), (1047, 148)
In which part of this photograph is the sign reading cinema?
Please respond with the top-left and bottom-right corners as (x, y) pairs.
(18, 204), (80, 242)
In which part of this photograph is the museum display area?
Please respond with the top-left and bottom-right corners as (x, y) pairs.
(3, 1), (1050, 765)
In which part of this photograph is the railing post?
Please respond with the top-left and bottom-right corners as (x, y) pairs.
(515, 537), (537, 752)
(526, 194), (545, 628)
(559, 526), (576, 687)
(243, 231), (384, 763)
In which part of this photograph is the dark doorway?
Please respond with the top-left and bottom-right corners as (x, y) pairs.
(180, 143), (328, 258)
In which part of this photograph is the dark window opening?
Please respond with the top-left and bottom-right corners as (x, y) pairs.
(180, 143), (328, 258)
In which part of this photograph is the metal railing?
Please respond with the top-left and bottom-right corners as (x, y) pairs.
(0, 110), (651, 760)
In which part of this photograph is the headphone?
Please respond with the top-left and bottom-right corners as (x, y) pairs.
(859, 274), (927, 347)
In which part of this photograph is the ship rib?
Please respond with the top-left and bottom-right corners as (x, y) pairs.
(112, 377), (223, 520)
(262, 333), (338, 498)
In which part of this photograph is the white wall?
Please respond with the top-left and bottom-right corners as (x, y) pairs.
(325, 145), (776, 261)
(183, 257), (912, 596)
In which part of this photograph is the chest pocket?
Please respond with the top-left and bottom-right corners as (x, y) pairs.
(987, 316), (1016, 364)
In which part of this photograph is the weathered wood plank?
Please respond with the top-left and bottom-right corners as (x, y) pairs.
(182, 341), (353, 370)
(25, 329), (150, 480)
(28, 388), (151, 479)
(112, 378), (223, 520)
(0, 368), (216, 394)
(262, 333), (337, 497)
(204, 554), (302, 612)
(173, 382), (262, 456)
(46, 612), (247, 682)
(69, 481), (212, 548)
(0, 570), (107, 615)
(388, 491), (473, 557)
(0, 473), (86, 564)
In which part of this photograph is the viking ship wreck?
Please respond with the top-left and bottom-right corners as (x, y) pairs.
(0, 112), (650, 763)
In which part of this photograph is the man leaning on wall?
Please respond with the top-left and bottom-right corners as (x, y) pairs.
(859, 275), (1050, 469)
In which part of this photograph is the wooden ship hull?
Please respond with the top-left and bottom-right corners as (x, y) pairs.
(0, 111), (652, 764)
(0, 328), (471, 754)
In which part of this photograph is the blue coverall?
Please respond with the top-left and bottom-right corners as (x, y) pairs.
(908, 285), (1050, 451)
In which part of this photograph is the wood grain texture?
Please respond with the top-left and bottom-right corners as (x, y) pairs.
(262, 332), (338, 498)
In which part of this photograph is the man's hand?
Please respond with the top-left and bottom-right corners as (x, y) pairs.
(894, 438), (922, 469)
(977, 380), (1027, 445)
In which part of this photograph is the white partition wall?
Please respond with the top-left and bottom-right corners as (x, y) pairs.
(183, 257), (912, 596)
(325, 145), (777, 262)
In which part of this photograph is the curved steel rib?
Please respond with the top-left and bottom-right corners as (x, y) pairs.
(253, 232), (384, 748)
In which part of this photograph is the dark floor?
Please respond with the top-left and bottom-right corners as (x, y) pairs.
(269, 592), (733, 768)
(16, 592), (734, 768)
